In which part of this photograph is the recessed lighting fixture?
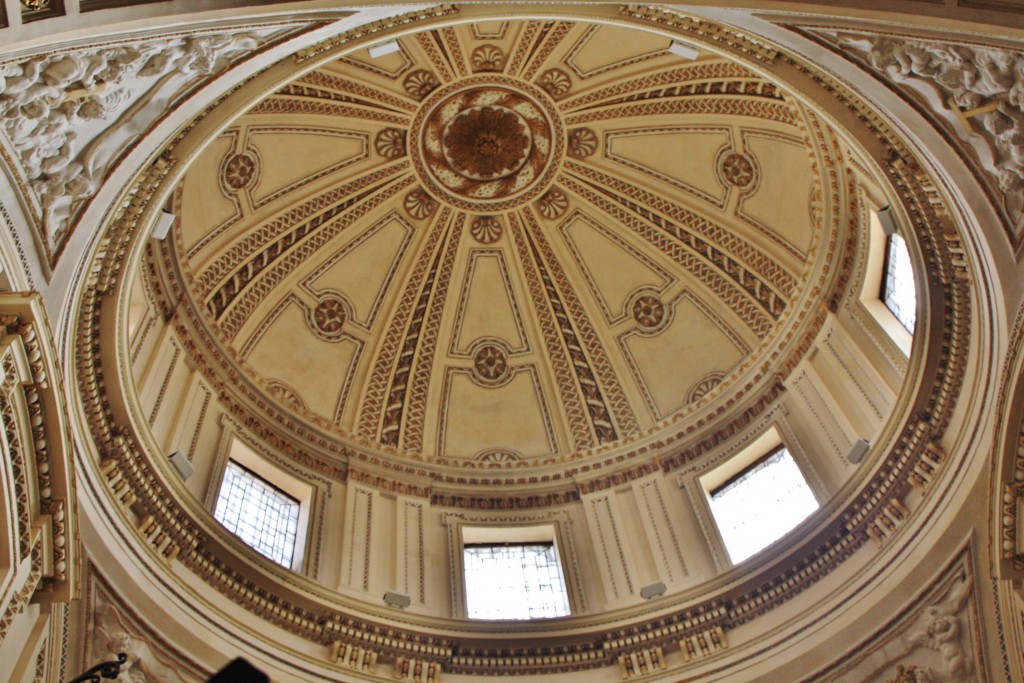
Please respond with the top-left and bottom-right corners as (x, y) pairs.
(368, 41), (400, 59)
(668, 41), (700, 60)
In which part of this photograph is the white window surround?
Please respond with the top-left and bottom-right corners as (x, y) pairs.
(859, 206), (915, 356)
(463, 538), (571, 620)
(881, 233), (916, 333)
(443, 514), (584, 619)
(699, 427), (820, 565)
(212, 437), (313, 572)
(215, 460), (300, 567)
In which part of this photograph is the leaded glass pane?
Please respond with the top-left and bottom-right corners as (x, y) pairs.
(464, 543), (570, 620)
(709, 448), (818, 564)
(882, 233), (916, 333)
(214, 460), (299, 567)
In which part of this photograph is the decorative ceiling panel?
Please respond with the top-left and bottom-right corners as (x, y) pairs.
(171, 18), (841, 465)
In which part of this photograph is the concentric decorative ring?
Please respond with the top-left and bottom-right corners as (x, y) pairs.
(410, 74), (564, 212)
(469, 339), (514, 387)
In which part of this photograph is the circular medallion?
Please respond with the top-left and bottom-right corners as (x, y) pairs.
(308, 295), (350, 342)
(442, 105), (533, 180)
(410, 75), (563, 212)
(471, 341), (512, 386)
(222, 152), (257, 191)
(629, 292), (670, 334)
(721, 152), (757, 189)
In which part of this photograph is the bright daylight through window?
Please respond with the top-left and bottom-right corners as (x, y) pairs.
(708, 447), (819, 564)
(214, 460), (300, 567)
(464, 543), (571, 620)
(882, 233), (916, 333)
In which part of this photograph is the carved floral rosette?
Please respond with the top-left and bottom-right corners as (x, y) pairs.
(409, 74), (564, 212)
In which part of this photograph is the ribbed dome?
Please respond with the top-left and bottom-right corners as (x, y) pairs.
(169, 18), (842, 477)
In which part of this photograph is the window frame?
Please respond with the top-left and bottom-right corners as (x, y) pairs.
(462, 539), (572, 620)
(698, 427), (821, 566)
(858, 205), (915, 356)
(879, 231), (916, 333)
(215, 459), (302, 568)
(209, 436), (314, 572)
(443, 514), (583, 619)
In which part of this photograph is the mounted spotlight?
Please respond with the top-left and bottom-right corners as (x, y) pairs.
(152, 210), (175, 240)
(640, 581), (667, 600)
(383, 590), (411, 608)
(369, 41), (400, 58)
(169, 451), (194, 479)
(668, 41), (700, 60)
(876, 206), (899, 236)
(847, 438), (871, 465)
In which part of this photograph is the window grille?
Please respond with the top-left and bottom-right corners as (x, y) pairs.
(463, 543), (570, 620)
(709, 447), (818, 564)
(214, 460), (300, 567)
(881, 233), (916, 333)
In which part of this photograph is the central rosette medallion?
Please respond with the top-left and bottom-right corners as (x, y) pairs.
(411, 75), (563, 212)
(443, 105), (533, 180)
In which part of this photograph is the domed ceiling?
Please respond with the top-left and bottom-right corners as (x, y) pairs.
(170, 18), (840, 470)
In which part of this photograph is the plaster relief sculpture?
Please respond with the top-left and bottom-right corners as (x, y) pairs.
(821, 558), (980, 683)
(0, 30), (267, 257)
(837, 34), (1024, 226)
(87, 578), (193, 683)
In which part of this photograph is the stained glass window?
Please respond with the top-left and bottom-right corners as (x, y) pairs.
(464, 543), (571, 620)
(709, 447), (818, 564)
(214, 460), (300, 567)
(881, 233), (916, 333)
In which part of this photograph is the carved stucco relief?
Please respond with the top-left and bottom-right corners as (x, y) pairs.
(806, 545), (986, 683)
(0, 25), (290, 261)
(823, 31), (1024, 233)
(79, 567), (201, 683)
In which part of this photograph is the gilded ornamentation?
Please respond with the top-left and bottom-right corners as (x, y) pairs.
(375, 128), (407, 158)
(567, 128), (598, 158)
(403, 69), (439, 99)
(221, 153), (256, 191)
(444, 106), (531, 179)
(471, 45), (505, 72)
(536, 188), (568, 219)
(410, 75), (563, 211)
(470, 217), (502, 244)
(538, 68), (571, 98)
(631, 294), (665, 331)
(404, 189), (437, 219)
(20, 0), (50, 10)
(721, 152), (756, 188)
